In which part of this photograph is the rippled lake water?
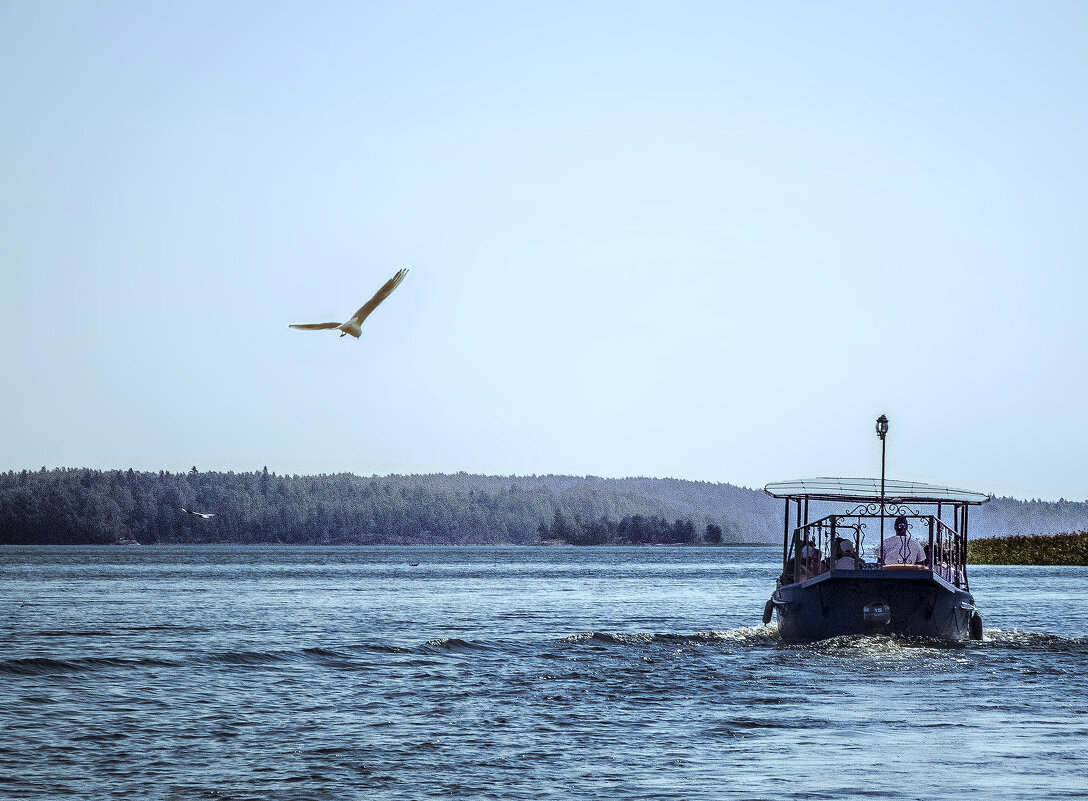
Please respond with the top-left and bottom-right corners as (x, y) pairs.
(2, 545), (1087, 800)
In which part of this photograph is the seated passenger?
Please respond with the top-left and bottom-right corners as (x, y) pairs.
(798, 539), (823, 579)
(832, 538), (859, 569)
(880, 515), (926, 566)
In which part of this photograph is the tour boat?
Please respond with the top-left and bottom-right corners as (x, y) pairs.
(761, 476), (990, 642)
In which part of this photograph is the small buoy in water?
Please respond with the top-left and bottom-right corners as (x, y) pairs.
(762, 599), (774, 625)
(969, 613), (983, 641)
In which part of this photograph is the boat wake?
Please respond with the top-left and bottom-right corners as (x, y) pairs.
(5, 627), (1085, 677)
(559, 625), (782, 648)
(973, 628), (1088, 652)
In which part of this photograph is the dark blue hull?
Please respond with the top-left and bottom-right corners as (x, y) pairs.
(771, 569), (979, 642)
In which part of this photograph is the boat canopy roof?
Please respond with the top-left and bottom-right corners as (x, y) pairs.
(764, 477), (991, 505)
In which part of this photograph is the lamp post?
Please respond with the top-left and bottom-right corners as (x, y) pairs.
(876, 414), (888, 559)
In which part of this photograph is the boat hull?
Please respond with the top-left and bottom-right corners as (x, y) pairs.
(771, 569), (977, 642)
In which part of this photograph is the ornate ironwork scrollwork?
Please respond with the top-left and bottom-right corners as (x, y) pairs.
(888, 503), (923, 517)
(841, 503), (882, 516)
(839, 502), (922, 517)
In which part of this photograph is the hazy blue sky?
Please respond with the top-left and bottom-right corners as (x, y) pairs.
(2, 1), (1086, 500)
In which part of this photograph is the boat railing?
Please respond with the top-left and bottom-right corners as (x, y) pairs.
(785, 513), (967, 589)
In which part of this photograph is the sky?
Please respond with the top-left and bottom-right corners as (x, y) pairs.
(2, 1), (1086, 501)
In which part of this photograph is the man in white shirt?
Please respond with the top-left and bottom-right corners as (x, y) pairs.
(881, 515), (926, 565)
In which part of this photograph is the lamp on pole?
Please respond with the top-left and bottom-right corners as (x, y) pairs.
(876, 414), (889, 558)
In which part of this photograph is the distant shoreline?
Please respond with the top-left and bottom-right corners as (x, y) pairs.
(4, 468), (1088, 549)
(0, 468), (775, 546)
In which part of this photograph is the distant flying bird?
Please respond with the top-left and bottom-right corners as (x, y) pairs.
(289, 268), (409, 339)
(181, 508), (215, 519)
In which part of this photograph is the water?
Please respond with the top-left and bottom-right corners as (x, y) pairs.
(2, 545), (1087, 800)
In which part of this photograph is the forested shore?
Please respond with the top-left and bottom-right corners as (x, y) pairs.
(2, 468), (1087, 547)
(0, 468), (770, 546)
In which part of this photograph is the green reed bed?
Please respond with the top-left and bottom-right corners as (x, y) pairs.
(968, 531), (1088, 565)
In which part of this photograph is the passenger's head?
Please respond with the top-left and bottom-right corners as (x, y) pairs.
(838, 539), (855, 556)
(894, 515), (909, 535)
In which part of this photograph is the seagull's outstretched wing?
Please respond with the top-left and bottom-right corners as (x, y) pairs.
(289, 322), (342, 331)
(347, 268), (409, 326)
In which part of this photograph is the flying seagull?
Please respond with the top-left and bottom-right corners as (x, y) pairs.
(289, 268), (409, 339)
(181, 508), (215, 519)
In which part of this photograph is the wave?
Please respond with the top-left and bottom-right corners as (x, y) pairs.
(0, 637), (503, 677)
(0, 656), (179, 676)
(975, 628), (1088, 652)
(784, 634), (970, 658)
(559, 626), (781, 648)
(7, 626), (1082, 678)
(14, 625), (212, 639)
(301, 647), (374, 671)
(769, 629), (1088, 658)
(24, 630), (117, 638)
(350, 642), (416, 654)
(555, 625), (1088, 657)
(420, 637), (496, 653)
(204, 650), (291, 666)
(302, 646), (350, 658)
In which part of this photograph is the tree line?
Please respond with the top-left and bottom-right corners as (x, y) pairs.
(0, 468), (749, 546)
(539, 511), (724, 545)
(2, 467), (1087, 546)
